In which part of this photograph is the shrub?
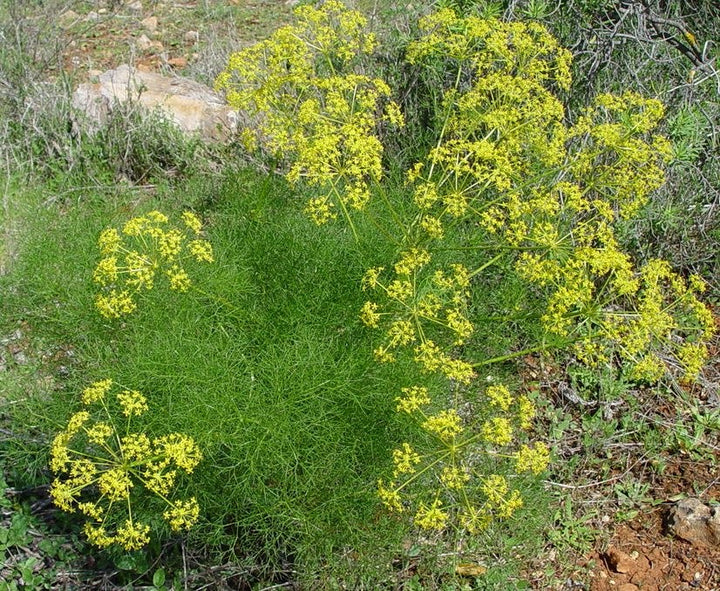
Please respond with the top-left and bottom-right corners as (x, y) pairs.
(216, 1), (715, 533)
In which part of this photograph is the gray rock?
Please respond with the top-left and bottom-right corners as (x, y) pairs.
(72, 64), (238, 141)
(666, 497), (720, 548)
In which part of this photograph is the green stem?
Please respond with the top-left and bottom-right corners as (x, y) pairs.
(472, 343), (562, 368)
(469, 253), (504, 279)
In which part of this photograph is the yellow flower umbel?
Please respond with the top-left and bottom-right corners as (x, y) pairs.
(360, 257), (476, 384)
(48, 378), (202, 551)
(93, 211), (214, 319)
(215, 1), (403, 227)
(379, 381), (547, 533)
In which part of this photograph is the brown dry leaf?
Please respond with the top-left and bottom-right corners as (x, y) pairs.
(455, 563), (487, 577)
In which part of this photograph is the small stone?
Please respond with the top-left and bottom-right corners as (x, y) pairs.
(605, 546), (636, 574)
(72, 64), (239, 141)
(667, 498), (720, 548)
(98, 8), (107, 14)
(184, 30), (199, 43)
(86, 11), (99, 21)
(167, 56), (188, 68)
(141, 16), (158, 32)
(127, 0), (143, 10)
(136, 34), (153, 51)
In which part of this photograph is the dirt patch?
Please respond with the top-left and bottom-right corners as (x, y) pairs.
(584, 510), (720, 590)
(56, 0), (294, 78)
(580, 453), (720, 590)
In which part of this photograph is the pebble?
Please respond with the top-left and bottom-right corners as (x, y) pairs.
(167, 56), (188, 68)
(141, 16), (158, 33)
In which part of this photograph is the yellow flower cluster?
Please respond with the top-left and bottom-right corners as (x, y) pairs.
(48, 379), (202, 550)
(360, 257), (476, 383)
(215, 1), (403, 226)
(221, 4), (715, 536)
(401, 8), (714, 386)
(378, 382), (548, 531)
(93, 211), (213, 319)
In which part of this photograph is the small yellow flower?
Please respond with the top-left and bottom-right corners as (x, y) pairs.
(86, 422), (114, 445)
(95, 289), (136, 319)
(498, 489), (523, 518)
(82, 379), (113, 405)
(423, 409), (463, 441)
(373, 345), (396, 363)
(481, 417), (513, 446)
(66, 411), (90, 435)
(49, 432), (72, 473)
(121, 433), (152, 462)
(163, 498), (200, 531)
(440, 465), (469, 490)
(386, 279), (413, 301)
(83, 523), (115, 548)
(143, 464), (177, 496)
(158, 229), (183, 260)
(395, 386), (431, 414)
(516, 395), (536, 430)
(115, 519), (151, 551)
(392, 442), (421, 477)
(305, 197), (337, 225)
(182, 211), (203, 235)
(359, 301), (380, 327)
(49, 479), (77, 512)
(98, 468), (133, 501)
(481, 474), (509, 506)
(188, 240), (214, 263)
(394, 248), (431, 277)
(377, 479), (403, 512)
(486, 384), (513, 411)
(386, 319), (416, 347)
(361, 267), (384, 291)
(92, 257), (118, 286)
(77, 502), (103, 521)
(414, 499), (447, 530)
(167, 265), (192, 292)
(98, 228), (121, 255)
(117, 390), (149, 417)
(154, 433), (202, 473)
(515, 442), (550, 474)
